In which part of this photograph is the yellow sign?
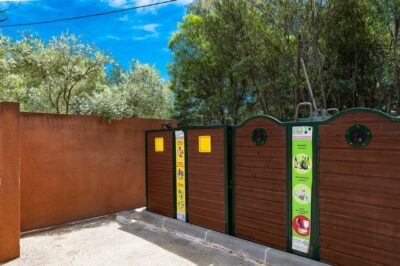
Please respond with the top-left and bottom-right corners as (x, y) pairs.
(199, 136), (212, 153)
(175, 131), (186, 221)
(155, 137), (164, 152)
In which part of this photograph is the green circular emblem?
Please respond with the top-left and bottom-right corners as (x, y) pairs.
(345, 125), (372, 148)
(252, 128), (267, 146)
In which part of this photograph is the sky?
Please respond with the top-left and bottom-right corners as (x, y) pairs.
(0, 0), (193, 80)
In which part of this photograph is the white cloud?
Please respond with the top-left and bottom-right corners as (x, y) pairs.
(100, 0), (193, 11)
(132, 36), (149, 40)
(0, 0), (37, 10)
(133, 23), (159, 33)
(118, 14), (129, 21)
(0, 0), (38, 2)
(132, 23), (160, 40)
(175, 0), (193, 5)
(105, 35), (122, 41)
(101, 0), (130, 8)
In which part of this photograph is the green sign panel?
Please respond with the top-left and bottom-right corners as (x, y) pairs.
(292, 126), (313, 253)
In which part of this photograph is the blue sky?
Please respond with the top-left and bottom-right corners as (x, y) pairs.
(0, 0), (193, 80)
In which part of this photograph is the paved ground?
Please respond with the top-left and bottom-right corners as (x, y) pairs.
(5, 216), (261, 266)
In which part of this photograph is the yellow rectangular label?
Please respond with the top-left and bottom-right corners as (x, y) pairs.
(155, 137), (164, 152)
(199, 136), (212, 153)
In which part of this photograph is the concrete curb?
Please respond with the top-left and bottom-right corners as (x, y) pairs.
(117, 209), (328, 266)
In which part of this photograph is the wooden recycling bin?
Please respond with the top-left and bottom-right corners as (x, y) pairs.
(232, 117), (287, 250)
(186, 126), (230, 233)
(318, 110), (400, 266)
(145, 130), (174, 217)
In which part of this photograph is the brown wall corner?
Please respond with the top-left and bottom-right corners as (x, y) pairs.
(0, 102), (20, 262)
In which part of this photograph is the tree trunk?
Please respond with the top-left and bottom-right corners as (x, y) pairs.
(295, 34), (306, 107)
(352, 53), (358, 108)
(301, 57), (318, 111)
(252, 76), (268, 115)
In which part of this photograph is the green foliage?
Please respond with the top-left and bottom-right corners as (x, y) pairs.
(169, 0), (400, 125)
(81, 61), (173, 120)
(0, 32), (172, 120)
(0, 33), (110, 114)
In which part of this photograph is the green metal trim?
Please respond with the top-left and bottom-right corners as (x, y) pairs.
(172, 130), (177, 219)
(223, 125), (230, 234)
(345, 125), (373, 148)
(231, 126), (236, 236)
(184, 128), (189, 222)
(311, 125), (320, 261)
(227, 126), (234, 235)
(236, 115), (286, 128)
(174, 125), (227, 131)
(320, 107), (400, 124)
(284, 108), (399, 125)
(285, 125), (292, 252)
(145, 132), (149, 210)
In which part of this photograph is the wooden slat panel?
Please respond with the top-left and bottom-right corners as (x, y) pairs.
(319, 112), (400, 266)
(146, 131), (173, 217)
(235, 225), (286, 250)
(234, 118), (286, 250)
(188, 128), (226, 233)
(320, 248), (380, 266)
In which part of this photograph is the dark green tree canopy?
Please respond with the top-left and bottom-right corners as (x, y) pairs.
(169, 0), (399, 125)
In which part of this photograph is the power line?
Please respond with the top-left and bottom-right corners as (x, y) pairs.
(0, 0), (177, 28)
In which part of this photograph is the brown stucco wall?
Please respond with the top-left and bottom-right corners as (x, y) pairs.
(0, 103), (20, 263)
(20, 112), (174, 232)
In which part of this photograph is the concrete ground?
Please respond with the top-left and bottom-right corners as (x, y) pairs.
(4, 216), (260, 266)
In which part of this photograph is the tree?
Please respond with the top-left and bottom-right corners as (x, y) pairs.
(374, 0), (400, 113)
(169, 0), (393, 125)
(169, 1), (273, 125)
(81, 61), (172, 120)
(6, 33), (111, 114)
(0, 32), (171, 120)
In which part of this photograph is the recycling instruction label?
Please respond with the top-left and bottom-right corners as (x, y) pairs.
(292, 126), (313, 253)
(175, 130), (186, 221)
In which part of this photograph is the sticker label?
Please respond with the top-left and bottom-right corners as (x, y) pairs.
(199, 135), (212, 153)
(175, 131), (186, 221)
(155, 137), (164, 152)
(292, 126), (313, 253)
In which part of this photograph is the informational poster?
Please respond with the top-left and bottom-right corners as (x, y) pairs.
(175, 130), (186, 221)
(292, 126), (313, 253)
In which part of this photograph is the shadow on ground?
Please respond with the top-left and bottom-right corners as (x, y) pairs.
(17, 215), (258, 266)
(21, 216), (115, 238)
(117, 220), (258, 266)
